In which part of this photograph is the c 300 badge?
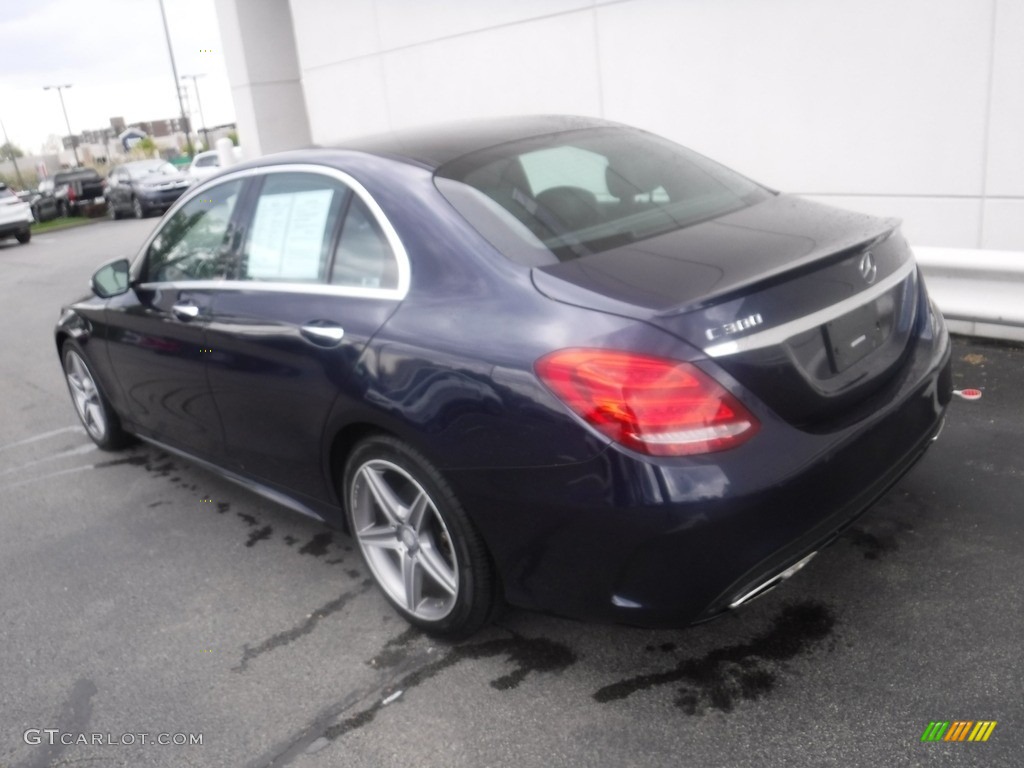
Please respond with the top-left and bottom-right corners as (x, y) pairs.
(705, 313), (764, 341)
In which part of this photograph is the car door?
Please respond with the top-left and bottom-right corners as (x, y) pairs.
(205, 168), (408, 503)
(102, 178), (249, 458)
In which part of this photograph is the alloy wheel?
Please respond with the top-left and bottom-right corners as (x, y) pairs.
(64, 350), (107, 442)
(349, 459), (459, 621)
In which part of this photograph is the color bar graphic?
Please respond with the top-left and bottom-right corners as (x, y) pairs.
(921, 720), (996, 742)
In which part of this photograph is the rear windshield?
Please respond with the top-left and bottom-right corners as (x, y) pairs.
(55, 169), (100, 183)
(435, 127), (770, 264)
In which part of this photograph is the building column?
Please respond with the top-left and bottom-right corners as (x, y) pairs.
(213, 0), (311, 157)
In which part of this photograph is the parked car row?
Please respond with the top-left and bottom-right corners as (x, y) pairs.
(18, 151), (242, 227)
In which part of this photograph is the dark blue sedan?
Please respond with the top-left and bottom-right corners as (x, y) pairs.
(56, 116), (952, 638)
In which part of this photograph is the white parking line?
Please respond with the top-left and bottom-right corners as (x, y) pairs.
(0, 425), (85, 453)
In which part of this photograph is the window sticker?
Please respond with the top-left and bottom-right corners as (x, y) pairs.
(247, 189), (334, 280)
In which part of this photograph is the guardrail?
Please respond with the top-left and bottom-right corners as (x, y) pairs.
(913, 247), (1024, 343)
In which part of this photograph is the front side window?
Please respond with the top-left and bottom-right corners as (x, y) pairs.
(436, 127), (771, 263)
(144, 180), (243, 282)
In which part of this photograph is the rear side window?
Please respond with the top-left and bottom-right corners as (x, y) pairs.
(240, 173), (349, 283)
(238, 171), (399, 290)
(331, 196), (398, 289)
(436, 127), (770, 263)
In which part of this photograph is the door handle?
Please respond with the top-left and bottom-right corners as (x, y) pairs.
(300, 323), (345, 346)
(172, 302), (200, 321)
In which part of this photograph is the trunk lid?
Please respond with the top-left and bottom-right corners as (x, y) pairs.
(532, 195), (921, 426)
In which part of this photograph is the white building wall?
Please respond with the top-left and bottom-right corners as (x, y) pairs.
(217, 0), (1024, 253)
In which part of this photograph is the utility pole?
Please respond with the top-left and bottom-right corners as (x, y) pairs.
(43, 84), (80, 166)
(181, 74), (210, 150)
(0, 118), (26, 188)
(157, 0), (194, 157)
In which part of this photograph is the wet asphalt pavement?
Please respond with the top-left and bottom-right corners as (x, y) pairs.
(1, 220), (1021, 768)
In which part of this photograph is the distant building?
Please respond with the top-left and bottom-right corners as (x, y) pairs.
(58, 116), (236, 168)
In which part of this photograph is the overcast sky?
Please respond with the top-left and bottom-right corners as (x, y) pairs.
(0, 0), (235, 154)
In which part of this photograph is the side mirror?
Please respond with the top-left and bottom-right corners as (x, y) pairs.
(90, 258), (131, 298)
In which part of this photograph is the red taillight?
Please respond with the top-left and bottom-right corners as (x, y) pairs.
(535, 349), (759, 456)
(67, 187), (77, 202)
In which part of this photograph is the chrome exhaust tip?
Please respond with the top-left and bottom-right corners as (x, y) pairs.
(728, 551), (818, 610)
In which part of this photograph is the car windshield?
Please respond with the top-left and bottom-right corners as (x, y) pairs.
(128, 161), (178, 179)
(436, 127), (771, 264)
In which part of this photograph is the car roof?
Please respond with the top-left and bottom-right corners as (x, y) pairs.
(332, 114), (625, 169)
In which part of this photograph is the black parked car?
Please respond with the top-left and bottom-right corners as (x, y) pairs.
(106, 159), (191, 219)
(56, 116), (951, 638)
(29, 179), (59, 223)
(54, 168), (106, 217)
(31, 169), (107, 220)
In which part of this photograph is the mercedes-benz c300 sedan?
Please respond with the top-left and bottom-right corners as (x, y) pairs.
(56, 116), (952, 638)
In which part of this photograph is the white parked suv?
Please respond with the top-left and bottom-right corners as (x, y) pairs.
(187, 147), (243, 183)
(0, 183), (33, 245)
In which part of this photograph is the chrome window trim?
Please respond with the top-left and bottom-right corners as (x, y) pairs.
(131, 163), (410, 302)
(704, 259), (917, 358)
(136, 279), (406, 300)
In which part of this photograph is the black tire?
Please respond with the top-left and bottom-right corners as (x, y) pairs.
(108, 202), (121, 220)
(15, 229), (30, 244)
(132, 197), (145, 219)
(343, 435), (497, 639)
(61, 340), (134, 451)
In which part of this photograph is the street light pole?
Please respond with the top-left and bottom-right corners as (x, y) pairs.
(43, 84), (80, 166)
(157, 0), (194, 157)
(0, 118), (26, 187)
(181, 74), (210, 150)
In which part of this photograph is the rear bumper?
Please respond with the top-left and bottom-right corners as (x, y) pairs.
(448, 308), (952, 628)
(0, 220), (31, 237)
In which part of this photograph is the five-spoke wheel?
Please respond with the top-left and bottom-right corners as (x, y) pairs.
(62, 342), (132, 450)
(344, 436), (495, 637)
